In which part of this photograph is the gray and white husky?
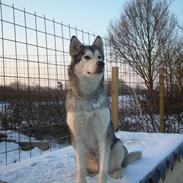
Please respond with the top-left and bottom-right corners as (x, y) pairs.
(66, 36), (142, 183)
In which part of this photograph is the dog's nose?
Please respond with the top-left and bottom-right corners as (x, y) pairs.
(97, 61), (105, 69)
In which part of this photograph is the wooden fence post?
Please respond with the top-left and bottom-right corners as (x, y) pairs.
(159, 66), (165, 133)
(111, 67), (119, 130)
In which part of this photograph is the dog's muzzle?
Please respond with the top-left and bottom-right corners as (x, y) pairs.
(96, 61), (105, 73)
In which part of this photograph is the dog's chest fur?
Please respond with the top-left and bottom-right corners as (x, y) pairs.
(66, 91), (110, 150)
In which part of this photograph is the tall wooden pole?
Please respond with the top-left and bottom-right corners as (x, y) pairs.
(111, 67), (119, 130)
(159, 66), (165, 133)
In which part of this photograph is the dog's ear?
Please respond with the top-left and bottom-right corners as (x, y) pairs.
(92, 36), (104, 54)
(70, 36), (82, 56)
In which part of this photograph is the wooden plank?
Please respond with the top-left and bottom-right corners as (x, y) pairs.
(111, 67), (119, 130)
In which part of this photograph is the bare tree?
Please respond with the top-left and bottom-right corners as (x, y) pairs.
(108, 0), (176, 100)
(161, 37), (183, 132)
(174, 40), (183, 91)
(163, 38), (183, 95)
(177, 18), (183, 32)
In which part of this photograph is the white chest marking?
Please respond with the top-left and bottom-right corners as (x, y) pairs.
(67, 108), (110, 138)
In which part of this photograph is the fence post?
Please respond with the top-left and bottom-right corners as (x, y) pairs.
(159, 66), (165, 133)
(111, 67), (119, 130)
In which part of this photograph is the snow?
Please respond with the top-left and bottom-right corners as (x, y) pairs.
(0, 130), (38, 142)
(0, 130), (65, 165)
(0, 141), (48, 165)
(0, 131), (183, 183)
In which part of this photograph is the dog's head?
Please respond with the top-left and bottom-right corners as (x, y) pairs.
(69, 36), (105, 78)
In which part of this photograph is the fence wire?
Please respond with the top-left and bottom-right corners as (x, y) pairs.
(0, 1), (182, 166)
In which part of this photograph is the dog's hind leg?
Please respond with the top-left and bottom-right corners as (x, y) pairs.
(109, 140), (126, 179)
(86, 151), (99, 174)
(75, 141), (87, 183)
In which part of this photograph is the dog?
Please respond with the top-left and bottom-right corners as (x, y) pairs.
(66, 36), (142, 183)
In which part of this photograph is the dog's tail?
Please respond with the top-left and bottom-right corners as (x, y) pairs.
(122, 151), (142, 168)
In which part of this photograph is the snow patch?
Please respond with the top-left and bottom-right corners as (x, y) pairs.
(0, 131), (182, 183)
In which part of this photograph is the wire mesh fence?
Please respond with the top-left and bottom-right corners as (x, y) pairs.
(0, 1), (182, 166)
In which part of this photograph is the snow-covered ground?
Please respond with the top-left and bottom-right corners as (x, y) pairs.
(0, 130), (38, 142)
(0, 130), (67, 165)
(0, 131), (182, 183)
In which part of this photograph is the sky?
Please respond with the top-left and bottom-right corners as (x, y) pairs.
(0, 0), (182, 87)
(4, 0), (183, 37)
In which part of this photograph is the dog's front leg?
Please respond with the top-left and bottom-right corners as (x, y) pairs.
(98, 140), (110, 183)
(75, 141), (87, 183)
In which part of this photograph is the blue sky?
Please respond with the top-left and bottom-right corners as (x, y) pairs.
(4, 0), (183, 37)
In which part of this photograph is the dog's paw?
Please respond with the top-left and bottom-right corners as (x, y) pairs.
(110, 170), (123, 179)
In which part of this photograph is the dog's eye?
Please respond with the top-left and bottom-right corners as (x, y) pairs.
(98, 55), (102, 59)
(84, 55), (91, 60)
